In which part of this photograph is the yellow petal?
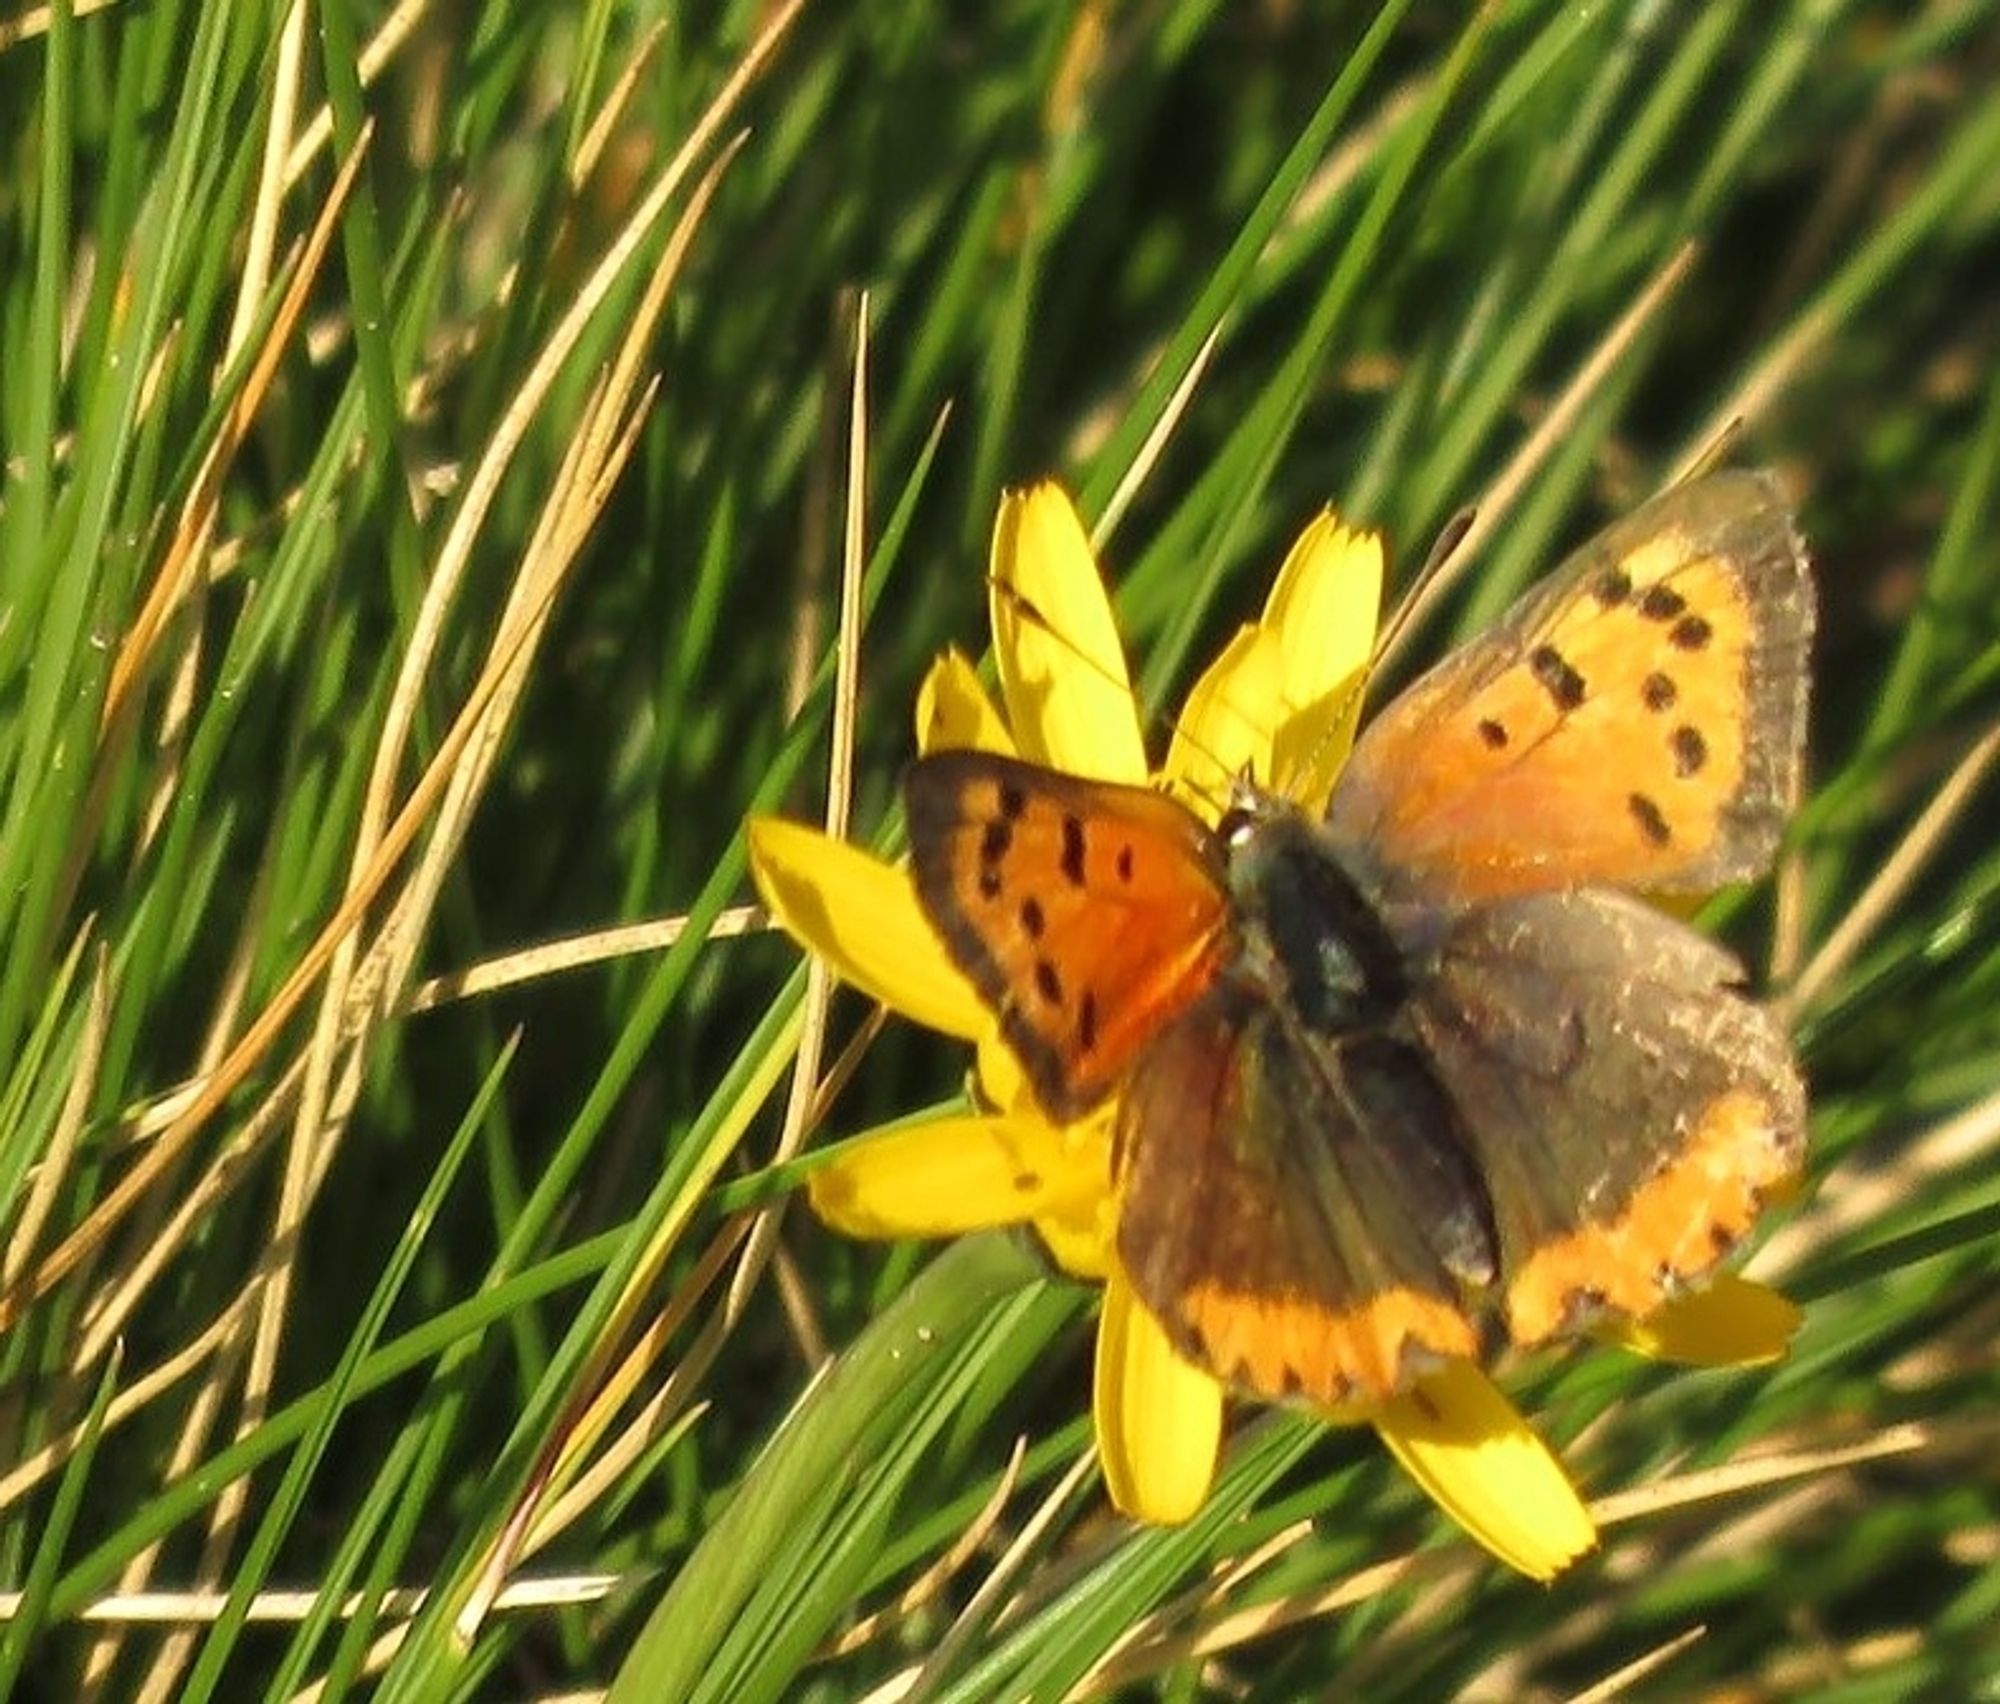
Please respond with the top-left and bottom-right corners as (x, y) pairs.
(1033, 1187), (1118, 1280)
(1603, 1275), (1801, 1367)
(975, 1030), (1030, 1114)
(1263, 512), (1383, 814)
(915, 647), (1016, 757)
(747, 817), (988, 1039)
(806, 1114), (1102, 1239)
(1371, 1361), (1597, 1581)
(1164, 624), (1284, 821)
(1095, 1271), (1224, 1524)
(991, 484), (1147, 782)
(972, 1041), (1118, 1276)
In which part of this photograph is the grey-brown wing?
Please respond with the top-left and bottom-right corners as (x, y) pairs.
(1115, 988), (1494, 1405)
(1406, 888), (1805, 1345)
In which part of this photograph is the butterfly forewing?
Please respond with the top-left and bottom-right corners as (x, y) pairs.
(1331, 471), (1812, 903)
(1408, 888), (1806, 1345)
(904, 750), (1234, 1123)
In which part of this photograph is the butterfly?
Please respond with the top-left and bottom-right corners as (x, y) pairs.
(902, 470), (1813, 1405)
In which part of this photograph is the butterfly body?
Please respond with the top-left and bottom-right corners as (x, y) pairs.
(906, 471), (1812, 1406)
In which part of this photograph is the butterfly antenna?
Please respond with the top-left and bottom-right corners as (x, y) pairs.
(1369, 503), (1478, 678)
(1676, 416), (1745, 485)
(986, 574), (1243, 818)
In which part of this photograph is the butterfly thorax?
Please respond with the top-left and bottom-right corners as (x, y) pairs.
(1218, 800), (1408, 1036)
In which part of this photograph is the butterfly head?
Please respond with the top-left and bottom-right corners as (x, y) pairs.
(1213, 769), (1288, 855)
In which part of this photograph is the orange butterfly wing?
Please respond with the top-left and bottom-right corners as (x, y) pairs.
(1331, 471), (1812, 902)
(904, 751), (1233, 1123)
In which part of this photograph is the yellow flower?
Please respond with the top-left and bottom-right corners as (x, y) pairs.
(749, 483), (1797, 1579)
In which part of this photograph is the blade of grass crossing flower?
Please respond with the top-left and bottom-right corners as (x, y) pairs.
(1261, 511), (1382, 811)
(1166, 624), (1287, 813)
(807, 1113), (1106, 1239)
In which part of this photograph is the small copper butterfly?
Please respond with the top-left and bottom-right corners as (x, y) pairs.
(902, 470), (1813, 1404)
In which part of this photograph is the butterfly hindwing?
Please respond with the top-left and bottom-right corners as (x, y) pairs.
(1332, 471), (1813, 902)
(904, 750), (1233, 1123)
(1116, 988), (1490, 1405)
(1407, 887), (1807, 1346)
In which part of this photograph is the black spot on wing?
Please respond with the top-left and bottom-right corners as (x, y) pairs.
(1637, 584), (1686, 621)
(1592, 567), (1633, 607)
(1115, 843), (1135, 883)
(1019, 896), (1046, 938)
(1477, 717), (1509, 750)
(1077, 988), (1098, 1054)
(1670, 614), (1713, 651)
(1628, 792), (1672, 847)
(1670, 725), (1708, 777)
(1034, 958), (1064, 1007)
(1642, 671), (1678, 712)
(1060, 815), (1087, 886)
(980, 817), (1013, 863)
(1529, 644), (1587, 711)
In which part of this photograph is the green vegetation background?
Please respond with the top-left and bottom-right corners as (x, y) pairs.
(0, 2), (1995, 1698)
